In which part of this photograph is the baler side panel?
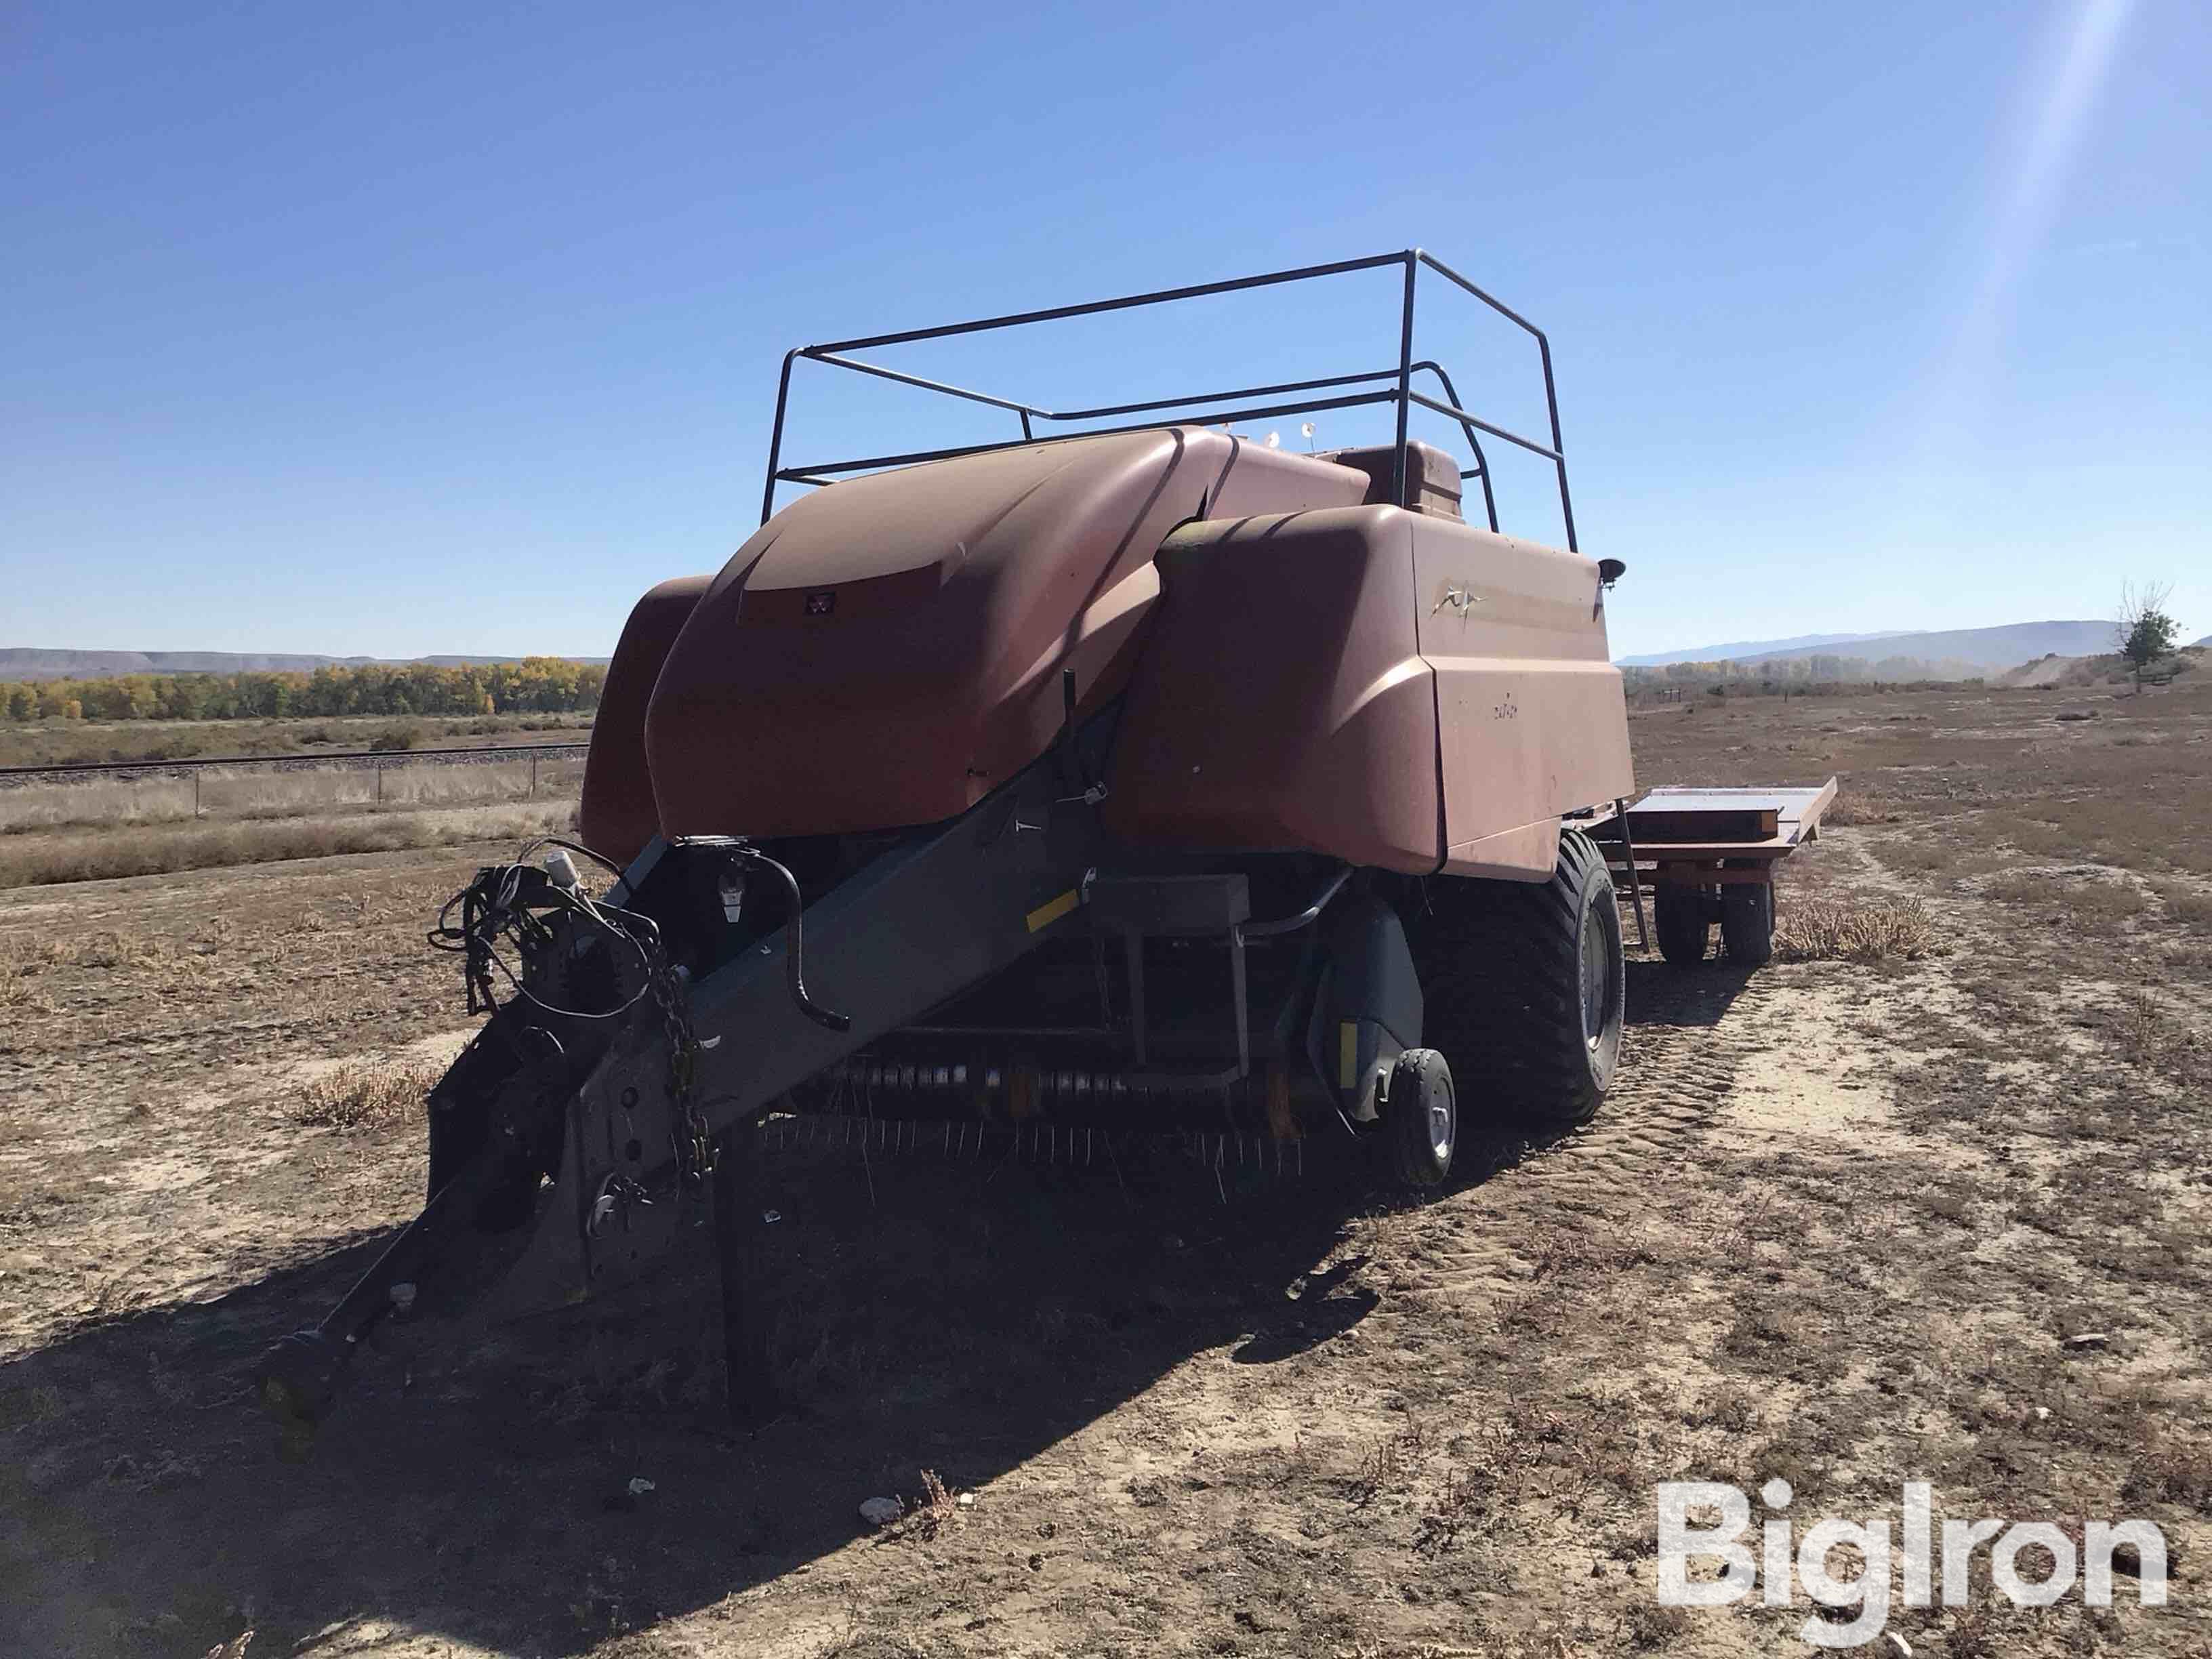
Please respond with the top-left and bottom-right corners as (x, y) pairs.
(1103, 507), (1443, 873)
(1409, 518), (1634, 878)
(579, 575), (713, 866)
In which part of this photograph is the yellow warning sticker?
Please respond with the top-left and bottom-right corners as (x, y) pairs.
(1025, 888), (1081, 933)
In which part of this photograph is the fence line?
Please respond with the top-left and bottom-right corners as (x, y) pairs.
(0, 741), (592, 783)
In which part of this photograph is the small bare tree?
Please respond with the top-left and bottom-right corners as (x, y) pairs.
(2116, 580), (2179, 694)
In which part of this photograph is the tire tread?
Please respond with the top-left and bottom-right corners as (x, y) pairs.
(1406, 830), (1623, 1127)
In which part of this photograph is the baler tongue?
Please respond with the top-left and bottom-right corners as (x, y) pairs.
(259, 762), (1103, 1445)
(253, 846), (724, 1441)
(256, 1147), (511, 1452)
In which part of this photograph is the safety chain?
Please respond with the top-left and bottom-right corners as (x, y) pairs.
(649, 951), (713, 1187)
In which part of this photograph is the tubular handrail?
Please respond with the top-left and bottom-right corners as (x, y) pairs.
(772, 391), (1402, 483)
(1404, 389), (1560, 461)
(1410, 360), (1499, 535)
(804, 351), (1047, 420)
(805, 251), (1413, 355)
(771, 359), (1500, 533)
(1044, 367), (1403, 424)
(758, 249), (1578, 551)
(1412, 249), (1576, 550)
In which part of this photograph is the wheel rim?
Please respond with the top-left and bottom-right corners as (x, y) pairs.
(1579, 897), (1616, 1052)
(1428, 1084), (1454, 1162)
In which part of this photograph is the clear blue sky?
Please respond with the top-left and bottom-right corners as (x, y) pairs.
(4, 1), (2204, 661)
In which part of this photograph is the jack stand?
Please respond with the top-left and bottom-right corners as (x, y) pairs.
(712, 1120), (775, 1425)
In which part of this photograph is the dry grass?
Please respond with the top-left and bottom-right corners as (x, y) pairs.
(901, 1469), (964, 1540)
(2150, 877), (2212, 926)
(1875, 836), (1993, 880)
(0, 933), (73, 1010)
(293, 1057), (441, 1131)
(0, 756), (586, 834)
(0, 710), (592, 769)
(1981, 871), (2042, 905)
(2070, 880), (2150, 920)
(1624, 1603), (1690, 1651)
(2001, 798), (2212, 875)
(2120, 1429), (2212, 1510)
(1351, 1425), (1413, 1504)
(0, 775), (198, 832)
(2108, 990), (2209, 1081)
(0, 958), (49, 1011)
(70, 929), (181, 970)
(1821, 783), (1901, 826)
(0, 803), (576, 890)
(1982, 867), (2153, 929)
(1772, 894), (1935, 963)
(1869, 838), (2001, 885)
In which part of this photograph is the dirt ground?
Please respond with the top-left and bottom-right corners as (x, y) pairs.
(3, 680), (2209, 1658)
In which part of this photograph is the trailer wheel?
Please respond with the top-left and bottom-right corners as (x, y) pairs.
(1721, 865), (1774, 966)
(1654, 885), (1709, 966)
(1382, 1048), (1455, 1186)
(1407, 829), (1626, 1129)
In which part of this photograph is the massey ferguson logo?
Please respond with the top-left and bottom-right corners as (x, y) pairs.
(803, 590), (836, 617)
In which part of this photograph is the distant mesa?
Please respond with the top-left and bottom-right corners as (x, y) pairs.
(1618, 620), (2118, 674)
(1616, 630), (1909, 665)
(0, 649), (608, 682)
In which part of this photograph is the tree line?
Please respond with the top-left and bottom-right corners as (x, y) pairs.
(1622, 653), (1979, 691)
(1, 658), (605, 723)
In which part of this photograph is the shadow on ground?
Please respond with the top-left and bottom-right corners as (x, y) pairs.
(1622, 955), (1759, 1031)
(0, 964), (1744, 1657)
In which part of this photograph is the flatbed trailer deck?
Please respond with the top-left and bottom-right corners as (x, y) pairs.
(1593, 779), (1838, 967)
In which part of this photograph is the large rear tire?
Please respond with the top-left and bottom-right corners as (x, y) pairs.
(1406, 830), (1626, 1130)
(1720, 866), (1775, 966)
(1654, 884), (1710, 966)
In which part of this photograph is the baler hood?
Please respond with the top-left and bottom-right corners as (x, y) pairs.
(638, 428), (1365, 839)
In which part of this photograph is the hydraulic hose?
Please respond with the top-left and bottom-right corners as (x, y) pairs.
(733, 845), (852, 1032)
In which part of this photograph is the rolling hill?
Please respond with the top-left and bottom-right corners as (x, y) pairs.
(1620, 620), (2116, 673)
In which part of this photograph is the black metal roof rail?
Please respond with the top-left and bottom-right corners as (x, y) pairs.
(758, 248), (1578, 552)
